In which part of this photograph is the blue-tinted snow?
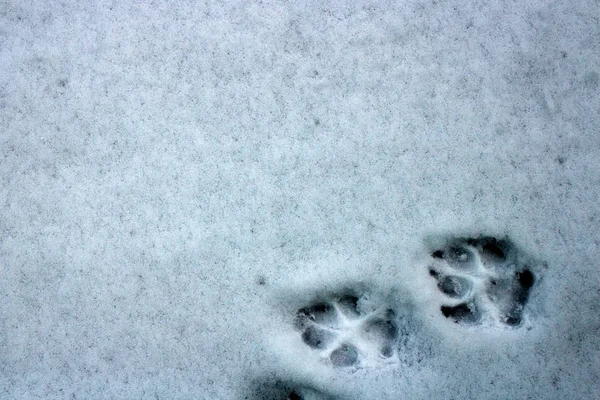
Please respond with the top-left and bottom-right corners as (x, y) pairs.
(0, 0), (598, 398)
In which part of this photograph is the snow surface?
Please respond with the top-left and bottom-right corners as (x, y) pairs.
(1, 0), (599, 399)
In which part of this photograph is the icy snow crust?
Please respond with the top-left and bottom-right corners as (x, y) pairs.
(1, 0), (599, 399)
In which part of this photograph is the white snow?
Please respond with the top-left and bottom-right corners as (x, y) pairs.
(1, 0), (599, 399)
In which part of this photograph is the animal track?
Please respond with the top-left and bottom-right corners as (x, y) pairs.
(294, 292), (399, 368)
(245, 379), (339, 400)
(428, 236), (537, 327)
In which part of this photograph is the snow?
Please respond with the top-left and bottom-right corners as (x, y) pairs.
(1, 0), (599, 399)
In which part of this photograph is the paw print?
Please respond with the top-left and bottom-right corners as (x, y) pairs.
(245, 379), (339, 400)
(428, 236), (536, 327)
(294, 293), (399, 367)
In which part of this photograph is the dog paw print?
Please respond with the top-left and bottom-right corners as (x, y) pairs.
(245, 379), (340, 400)
(428, 236), (536, 327)
(294, 293), (399, 367)
(286, 387), (337, 400)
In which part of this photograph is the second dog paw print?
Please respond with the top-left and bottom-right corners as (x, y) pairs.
(428, 236), (537, 327)
(294, 292), (399, 368)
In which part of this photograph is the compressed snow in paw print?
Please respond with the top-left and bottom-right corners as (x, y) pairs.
(429, 236), (537, 327)
(294, 294), (399, 368)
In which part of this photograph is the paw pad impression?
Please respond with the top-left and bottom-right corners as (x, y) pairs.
(429, 236), (537, 327)
(294, 293), (399, 368)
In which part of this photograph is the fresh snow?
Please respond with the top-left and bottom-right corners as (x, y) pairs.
(1, 0), (599, 399)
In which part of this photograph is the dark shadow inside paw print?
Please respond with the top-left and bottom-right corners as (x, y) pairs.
(477, 237), (510, 262)
(440, 302), (481, 324)
(245, 378), (340, 400)
(301, 326), (336, 350)
(289, 391), (301, 400)
(437, 275), (472, 299)
(500, 269), (535, 325)
(296, 303), (338, 329)
(337, 295), (360, 318)
(517, 269), (535, 288)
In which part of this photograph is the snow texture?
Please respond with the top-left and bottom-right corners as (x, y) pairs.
(1, 0), (599, 399)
